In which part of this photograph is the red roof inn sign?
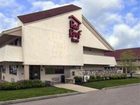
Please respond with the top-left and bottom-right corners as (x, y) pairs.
(69, 15), (82, 43)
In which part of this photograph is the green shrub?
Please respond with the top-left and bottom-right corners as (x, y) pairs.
(120, 74), (127, 79)
(96, 76), (104, 81)
(104, 75), (110, 80)
(109, 74), (127, 80)
(87, 74), (128, 82)
(88, 76), (96, 82)
(0, 82), (17, 90)
(90, 75), (96, 80)
(74, 76), (83, 84)
(0, 80), (45, 90)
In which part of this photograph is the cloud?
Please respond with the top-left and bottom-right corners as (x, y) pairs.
(125, 13), (138, 26)
(0, 0), (23, 12)
(31, 1), (60, 10)
(0, 13), (17, 32)
(108, 22), (140, 48)
(0, 0), (16, 7)
(0, 0), (25, 32)
(107, 12), (140, 49)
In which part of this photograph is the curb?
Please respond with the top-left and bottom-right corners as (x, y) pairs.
(102, 83), (140, 90)
(0, 92), (81, 105)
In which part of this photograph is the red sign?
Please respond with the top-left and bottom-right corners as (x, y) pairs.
(69, 15), (82, 43)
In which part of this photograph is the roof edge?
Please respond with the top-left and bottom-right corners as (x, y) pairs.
(18, 4), (81, 24)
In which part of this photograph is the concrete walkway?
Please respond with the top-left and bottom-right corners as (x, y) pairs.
(55, 84), (98, 93)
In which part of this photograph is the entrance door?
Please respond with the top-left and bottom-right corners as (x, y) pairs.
(29, 66), (40, 80)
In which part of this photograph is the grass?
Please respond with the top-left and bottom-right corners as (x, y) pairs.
(0, 87), (74, 101)
(83, 78), (140, 89)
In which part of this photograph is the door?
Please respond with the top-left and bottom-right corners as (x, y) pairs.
(29, 66), (40, 80)
(61, 75), (65, 83)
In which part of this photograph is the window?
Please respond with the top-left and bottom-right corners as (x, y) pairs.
(72, 71), (75, 76)
(0, 65), (6, 73)
(9, 38), (21, 46)
(45, 67), (64, 74)
(2, 67), (6, 73)
(45, 68), (55, 74)
(9, 65), (18, 75)
(55, 69), (64, 74)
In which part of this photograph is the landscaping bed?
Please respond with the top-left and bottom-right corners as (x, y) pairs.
(82, 78), (140, 89)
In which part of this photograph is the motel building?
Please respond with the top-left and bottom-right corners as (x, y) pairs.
(0, 4), (116, 83)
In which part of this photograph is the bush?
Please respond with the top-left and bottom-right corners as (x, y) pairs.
(74, 76), (83, 85)
(104, 75), (110, 80)
(109, 74), (127, 80)
(96, 76), (104, 81)
(0, 80), (45, 90)
(109, 75), (117, 79)
(120, 74), (127, 79)
(88, 76), (96, 82)
(44, 81), (53, 86)
(0, 82), (17, 90)
(87, 74), (128, 83)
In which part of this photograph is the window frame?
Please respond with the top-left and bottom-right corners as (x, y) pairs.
(9, 65), (18, 75)
(45, 67), (64, 75)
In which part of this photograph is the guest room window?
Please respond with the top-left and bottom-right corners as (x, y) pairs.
(9, 65), (18, 75)
(45, 67), (64, 74)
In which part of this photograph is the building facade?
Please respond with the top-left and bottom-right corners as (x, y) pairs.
(105, 48), (140, 74)
(0, 4), (116, 83)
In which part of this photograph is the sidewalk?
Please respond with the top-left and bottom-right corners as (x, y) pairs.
(55, 84), (98, 93)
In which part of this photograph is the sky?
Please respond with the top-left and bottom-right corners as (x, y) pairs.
(0, 0), (140, 49)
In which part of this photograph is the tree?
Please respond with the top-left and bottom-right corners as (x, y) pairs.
(120, 50), (136, 77)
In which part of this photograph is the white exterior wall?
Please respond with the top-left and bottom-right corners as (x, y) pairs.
(0, 46), (5, 61)
(22, 10), (83, 66)
(84, 54), (116, 66)
(81, 23), (108, 50)
(1, 64), (24, 82)
(0, 45), (23, 62)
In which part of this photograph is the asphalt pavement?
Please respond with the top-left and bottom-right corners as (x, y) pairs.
(11, 84), (140, 105)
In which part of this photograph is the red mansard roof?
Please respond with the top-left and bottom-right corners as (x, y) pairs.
(18, 4), (81, 24)
(105, 47), (140, 60)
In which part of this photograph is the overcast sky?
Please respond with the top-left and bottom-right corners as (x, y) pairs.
(0, 0), (140, 49)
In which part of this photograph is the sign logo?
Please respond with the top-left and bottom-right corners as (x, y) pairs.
(69, 15), (82, 43)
